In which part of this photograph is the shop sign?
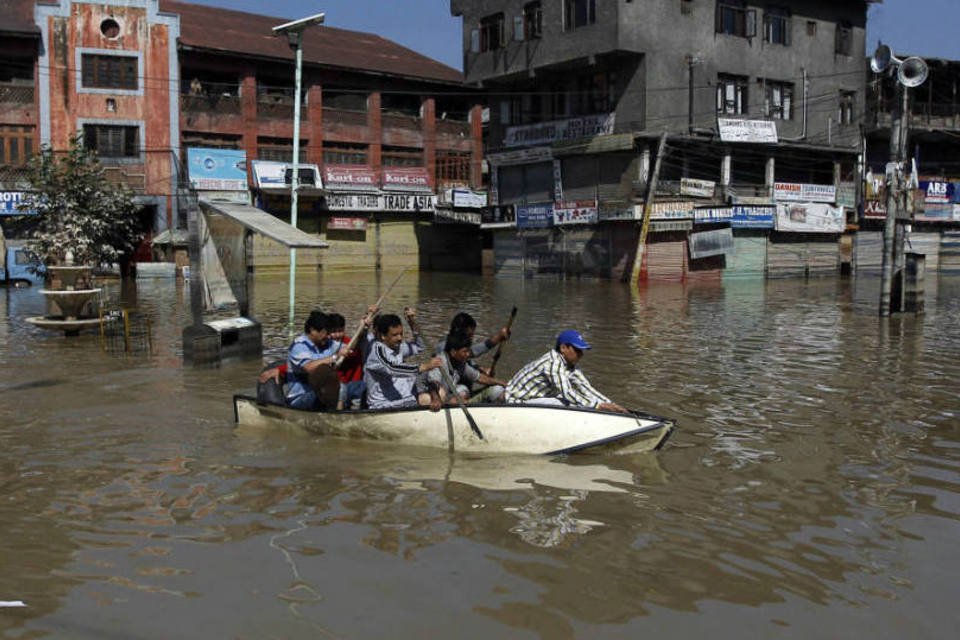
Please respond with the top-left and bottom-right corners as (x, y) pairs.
(863, 200), (887, 220)
(837, 183), (857, 208)
(435, 209), (482, 225)
(553, 200), (598, 225)
(201, 190), (250, 204)
(775, 203), (844, 233)
(916, 203), (954, 222)
(187, 147), (248, 191)
(681, 178), (717, 198)
(504, 114), (615, 148)
(774, 182), (837, 203)
(689, 227), (734, 259)
(327, 216), (367, 231)
(486, 146), (553, 167)
(383, 167), (430, 190)
(643, 200), (695, 220)
(516, 203), (554, 229)
(598, 204), (635, 221)
(251, 160), (322, 189)
(0, 191), (33, 215)
(450, 188), (488, 209)
(324, 165), (378, 188)
(553, 159), (564, 202)
(718, 118), (779, 144)
(730, 205), (775, 229)
(693, 206), (732, 224)
(325, 193), (436, 213)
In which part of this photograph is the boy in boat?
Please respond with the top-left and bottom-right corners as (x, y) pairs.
(285, 310), (348, 410)
(417, 331), (509, 411)
(435, 312), (511, 402)
(326, 311), (373, 410)
(364, 308), (443, 410)
(504, 329), (628, 414)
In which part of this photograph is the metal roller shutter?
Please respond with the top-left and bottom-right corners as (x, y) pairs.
(561, 156), (598, 202)
(854, 231), (883, 274)
(643, 236), (686, 282)
(905, 231), (941, 272)
(598, 154), (634, 202)
(724, 234), (767, 279)
(525, 162), (554, 204)
(766, 236), (807, 278)
(940, 231), (960, 274)
(806, 238), (840, 277)
(498, 166), (525, 205)
(494, 232), (524, 276)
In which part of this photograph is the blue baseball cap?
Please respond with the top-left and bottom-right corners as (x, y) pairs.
(556, 329), (592, 350)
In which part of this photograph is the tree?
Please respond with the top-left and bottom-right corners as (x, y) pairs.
(19, 136), (142, 267)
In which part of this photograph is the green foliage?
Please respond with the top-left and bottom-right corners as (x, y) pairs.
(19, 136), (142, 267)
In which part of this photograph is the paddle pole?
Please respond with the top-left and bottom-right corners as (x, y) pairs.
(488, 306), (517, 378)
(335, 267), (409, 369)
(438, 362), (484, 440)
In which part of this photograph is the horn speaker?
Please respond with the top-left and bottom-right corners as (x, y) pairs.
(898, 57), (929, 88)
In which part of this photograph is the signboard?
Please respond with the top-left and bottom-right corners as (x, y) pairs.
(187, 147), (248, 191)
(450, 188), (488, 209)
(775, 203), (844, 233)
(644, 201), (695, 220)
(920, 180), (955, 205)
(201, 190), (250, 204)
(504, 113), (616, 148)
(730, 205), (775, 229)
(718, 118), (779, 144)
(486, 146), (553, 167)
(325, 193), (436, 213)
(681, 178), (717, 198)
(773, 182), (837, 203)
(863, 200), (887, 220)
(251, 160), (321, 189)
(693, 206), (733, 224)
(689, 227), (734, 260)
(0, 191), (33, 216)
(553, 200), (598, 225)
(837, 182), (857, 208)
(324, 165), (378, 189)
(382, 167), (430, 191)
(435, 209), (482, 225)
(516, 203), (554, 229)
(327, 216), (368, 231)
(553, 159), (564, 202)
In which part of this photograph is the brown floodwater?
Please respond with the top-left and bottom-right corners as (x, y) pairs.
(1, 270), (958, 639)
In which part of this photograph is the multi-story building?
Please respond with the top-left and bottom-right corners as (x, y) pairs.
(0, 0), (485, 272)
(452, 0), (875, 281)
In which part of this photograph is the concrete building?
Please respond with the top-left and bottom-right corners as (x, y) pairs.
(0, 0), (486, 272)
(452, 0), (876, 281)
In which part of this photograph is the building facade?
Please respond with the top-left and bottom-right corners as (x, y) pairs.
(452, 0), (875, 281)
(0, 0), (486, 272)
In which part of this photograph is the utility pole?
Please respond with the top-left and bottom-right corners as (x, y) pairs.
(631, 132), (668, 286)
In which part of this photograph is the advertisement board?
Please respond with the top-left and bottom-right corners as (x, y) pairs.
(553, 200), (598, 225)
(504, 114), (616, 148)
(250, 160), (321, 189)
(775, 203), (845, 233)
(644, 201), (695, 220)
(863, 200), (887, 220)
(516, 203), (554, 229)
(327, 216), (368, 231)
(187, 147), (248, 191)
(773, 182), (837, 203)
(693, 206), (733, 224)
(718, 118), (779, 144)
(0, 191), (34, 216)
(324, 193), (435, 213)
(730, 205), (775, 229)
(680, 178), (717, 198)
(324, 165), (378, 189)
(451, 188), (488, 209)
(382, 167), (431, 191)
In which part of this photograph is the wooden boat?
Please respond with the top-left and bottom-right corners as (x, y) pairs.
(233, 394), (674, 455)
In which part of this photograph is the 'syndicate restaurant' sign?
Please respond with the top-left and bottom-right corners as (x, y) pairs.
(504, 114), (616, 148)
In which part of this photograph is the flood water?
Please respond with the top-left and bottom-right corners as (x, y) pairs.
(1, 270), (958, 639)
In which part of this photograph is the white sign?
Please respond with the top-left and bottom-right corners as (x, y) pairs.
(774, 182), (837, 203)
(486, 146), (554, 167)
(639, 201), (696, 220)
(504, 114), (616, 148)
(325, 193), (436, 213)
(435, 209), (482, 225)
(718, 118), (779, 144)
(450, 188), (488, 209)
(680, 178), (716, 198)
(251, 160), (322, 189)
(553, 200), (598, 225)
(775, 203), (845, 233)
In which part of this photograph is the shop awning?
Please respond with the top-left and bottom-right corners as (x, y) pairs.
(198, 198), (328, 249)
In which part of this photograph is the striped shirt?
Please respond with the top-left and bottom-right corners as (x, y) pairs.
(363, 335), (425, 409)
(504, 349), (610, 408)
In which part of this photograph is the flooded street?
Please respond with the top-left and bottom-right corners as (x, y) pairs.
(1, 271), (958, 639)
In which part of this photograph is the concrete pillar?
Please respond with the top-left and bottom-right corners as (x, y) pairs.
(368, 91), (382, 175)
(765, 156), (775, 196)
(833, 161), (842, 190)
(422, 97), (437, 188)
(241, 70), (258, 164)
(721, 151), (732, 199)
(470, 105), (483, 188)
(307, 84), (323, 167)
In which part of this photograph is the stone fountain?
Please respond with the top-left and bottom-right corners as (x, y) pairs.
(25, 251), (105, 337)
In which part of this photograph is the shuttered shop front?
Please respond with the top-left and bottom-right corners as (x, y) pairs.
(766, 236), (807, 278)
(855, 231), (883, 274)
(498, 162), (554, 204)
(941, 231), (960, 273)
(493, 232), (524, 276)
(643, 234), (686, 282)
(724, 233), (767, 279)
(806, 238), (840, 277)
(906, 232), (941, 271)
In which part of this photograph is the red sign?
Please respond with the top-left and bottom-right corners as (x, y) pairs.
(864, 200), (887, 220)
(324, 165), (378, 187)
(327, 216), (368, 231)
(383, 167), (430, 189)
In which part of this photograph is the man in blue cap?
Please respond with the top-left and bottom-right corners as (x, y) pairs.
(504, 329), (628, 413)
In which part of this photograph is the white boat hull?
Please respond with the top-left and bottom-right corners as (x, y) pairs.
(233, 395), (674, 455)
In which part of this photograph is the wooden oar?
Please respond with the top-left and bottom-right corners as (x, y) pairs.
(438, 361), (484, 440)
(334, 268), (409, 369)
(487, 306), (517, 378)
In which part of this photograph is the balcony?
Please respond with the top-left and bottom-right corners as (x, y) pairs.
(0, 83), (34, 104)
(181, 92), (241, 116)
(322, 107), (367, 127)
(257, 85), (306, 121)
(437, 119), (471, 137)
(873, 97), (960, 132)
(382, 112), (421, 132)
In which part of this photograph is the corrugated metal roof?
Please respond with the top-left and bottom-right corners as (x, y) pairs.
(160, 0), (463, 84)
(198, 199), (328, 249)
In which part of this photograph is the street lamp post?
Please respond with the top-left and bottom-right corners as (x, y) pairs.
(273, 12), (324, 333)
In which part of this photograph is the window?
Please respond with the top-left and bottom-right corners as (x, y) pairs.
(500, 96), (522, 126)
(82, 124), (139, 158)
(717, 74), (749, 115)
(0, 125), (34, 166)
(523, 2), (543, 40)
(323, 143), (367, 165)
(479, 13), (505, 52)
(681, 0), (694, 15)
(806, 20), (817, 36)
(835, 21), (852, 56)
(763, 81), (793, 120)
(575, 71), (616, 115)
(763, 7), (790, 45)
(382, 146), (422, 168)
(257, 138), (307, 163)
(716, 2), (756, 38)
(81, 53), (138, 90)
(838, 91), (855, 125)
(564, 0), (596, 31)
(436, 151), (471, 185)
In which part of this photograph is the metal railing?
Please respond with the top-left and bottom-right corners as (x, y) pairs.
(0, 83), (34, 104)
(180, 93), (242, 115)
(322, 107), (367, 127)
(382, 112), (421, 131)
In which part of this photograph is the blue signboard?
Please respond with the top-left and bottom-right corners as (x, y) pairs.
(516, 202), (554, 229)
(730, 205), (775, 229)
(187, 147), (248, 191)
(0, 191), (35, 216)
